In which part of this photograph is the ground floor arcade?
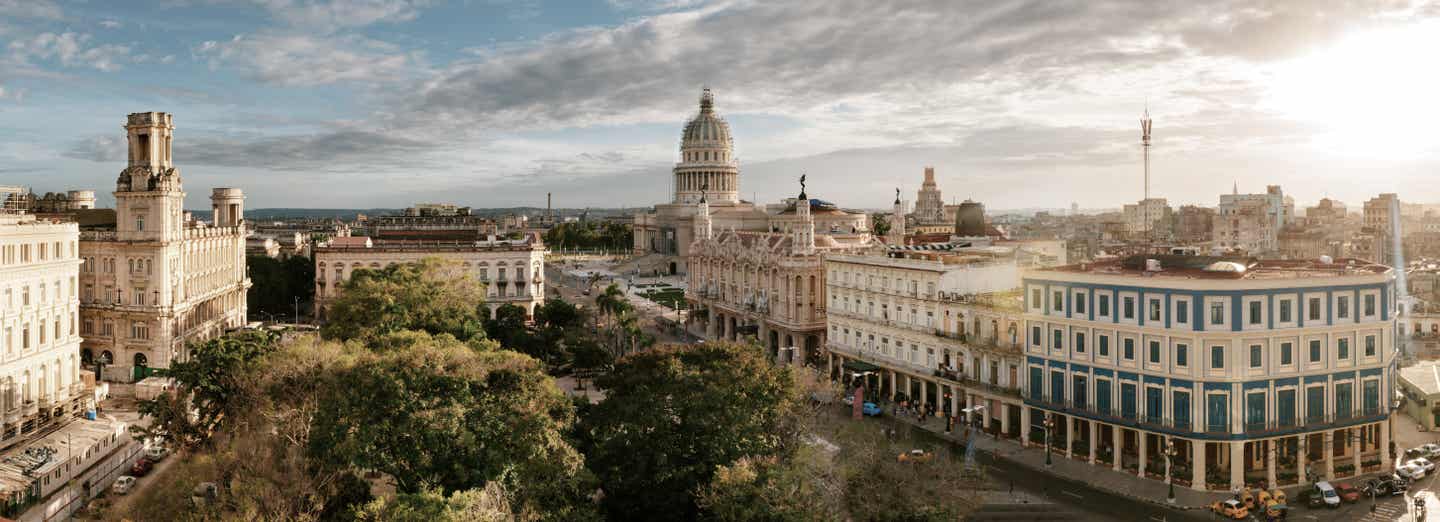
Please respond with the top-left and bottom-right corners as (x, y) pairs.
(827, 351), (1394, 493)
(699, 306), (823, 366)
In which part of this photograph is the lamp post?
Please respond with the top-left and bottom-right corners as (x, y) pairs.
(1165, 436), (1177, 503)
(1044, 413), (1055, 467)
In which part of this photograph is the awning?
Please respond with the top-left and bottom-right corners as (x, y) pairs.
(843, 360), (882, 373)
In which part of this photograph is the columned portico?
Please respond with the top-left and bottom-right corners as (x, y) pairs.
(1192, 441), (1206, 491)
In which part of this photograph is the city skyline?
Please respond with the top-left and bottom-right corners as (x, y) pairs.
(3, 1), (1440, 210)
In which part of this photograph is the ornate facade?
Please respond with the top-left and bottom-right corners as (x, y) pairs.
(75, 112), (251, 380)
(687, 182), (879, 363)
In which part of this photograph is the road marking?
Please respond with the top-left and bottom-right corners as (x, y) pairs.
(1061, 490), (1082, 500)
(1147, 516), (1166, 522)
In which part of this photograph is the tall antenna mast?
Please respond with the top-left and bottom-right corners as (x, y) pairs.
(1141, 107), (1153, 238)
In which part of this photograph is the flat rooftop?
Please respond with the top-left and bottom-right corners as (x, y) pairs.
(1038, 255), (1391, 281)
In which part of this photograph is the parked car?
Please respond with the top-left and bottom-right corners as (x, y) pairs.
(1363, 475), (1409, 496)
(842, 394), (855, 406)
(862, 402), (883, 416)
(129, 458), (153, 477)
(111, 476), (137, 495)
(1240, 488), (1257, 510)
(897, 449), (934, 463)
(1405, 447), (1428, 461)
(145, 445), (169, 461)
(1333, 482), (1361, 503)
(1408, 458), (1436, 474)
(1309, 482), (1341, 508)
(1398, 462), (1427, 481)
(1262, 500), (1288, 521)
(1210, 499), (1249, 519)
(1421, 443), (1440, 459)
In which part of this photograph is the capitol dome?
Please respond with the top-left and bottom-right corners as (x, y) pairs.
(672, 88), (740, 205)
(681, 89), (733, 149)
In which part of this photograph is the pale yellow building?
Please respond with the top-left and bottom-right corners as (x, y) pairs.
(824, 249), (1028, 432)
(314, 234), (547, 319)
(0, 212), (88, 447)
(75, 112), (251, 380)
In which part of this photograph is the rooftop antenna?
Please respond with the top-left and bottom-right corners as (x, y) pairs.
(1141, 107), (1153, 238)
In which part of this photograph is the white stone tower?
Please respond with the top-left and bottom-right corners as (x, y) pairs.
(791, 175), (814, 256)
(211, 188), (245, 227)
(693, 184), (712, 242)
(115, 112), (184, 243)
(888, 187), (906, 245)
(673, 88), (740, 205)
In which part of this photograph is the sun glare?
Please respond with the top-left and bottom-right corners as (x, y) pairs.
(1264, 22), (1440, 158)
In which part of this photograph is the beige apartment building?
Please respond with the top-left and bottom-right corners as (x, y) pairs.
(74, 113), (250, 380)
(823, 249), (1029, 433)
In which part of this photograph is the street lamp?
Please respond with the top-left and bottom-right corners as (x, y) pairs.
(1043, 413), (1055, 467)
(1165, 436), (1177, 504)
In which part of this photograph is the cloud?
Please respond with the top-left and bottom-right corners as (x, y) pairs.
(7, 32), (132, 71)
(197, 33), (413, 86)
(180, 130), (438, 170)
(99, 20), (122, 29)
(254, 0), (429, 33)
(64, 134), (127, 162)
(0, 0), (62, 19)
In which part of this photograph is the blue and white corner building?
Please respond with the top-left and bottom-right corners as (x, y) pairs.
(1022, 255), (1397, 492)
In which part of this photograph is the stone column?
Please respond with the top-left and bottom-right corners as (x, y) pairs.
(951, 386), (960, 420)
(1323, 431), (1335, 481)
(982, 398), (992, 429)
(1088, 421), (1098, 464)
(1351, 428), (1361, 477)
(1296, 435), (1307, 485)
(1138, 432), (1148, 477)
(889, 371), (897, 402)
(1193, 440), (1206, 491)
(1000, 402), (1010, 437)
(1112, 427), (1123, 472)
(1065, 415), (1075, 458)
(1267, 439), (1278, 489)
(963, 394), (974, 425)
(1381, 421), (1392, 470)
(826, 352), (834, 381)
(1229, 441), (1245, 491)
(1021, 406), (1031, 445)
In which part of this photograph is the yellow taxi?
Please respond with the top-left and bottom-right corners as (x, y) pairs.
(1210, 499), (1249, 520)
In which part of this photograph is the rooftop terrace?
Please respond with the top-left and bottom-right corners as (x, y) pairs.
(1040, 254), (1391, 280)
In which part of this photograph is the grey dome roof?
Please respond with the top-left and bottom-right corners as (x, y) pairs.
(681, 88), (733, 148)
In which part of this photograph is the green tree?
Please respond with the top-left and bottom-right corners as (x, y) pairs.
(583, 342), (803, 519)
(484, 303), (533, 353)
(321, 258), (487, 342)
(696, 451), (841, 522)
(353, 484), (527, 522)
(133, 330), (278, 449)
(308, 331), (596, 520)
(246, 254), (315, 321)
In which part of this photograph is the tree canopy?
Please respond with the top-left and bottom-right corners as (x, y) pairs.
(246, 254), (314, 321)
(133, 330), (279, 449)
(309, 331), (596, 519)
(582, 342), (803, 519)
(321, 258), (488, 342)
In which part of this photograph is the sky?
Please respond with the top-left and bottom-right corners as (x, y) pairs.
(3, 0), (1440, 212)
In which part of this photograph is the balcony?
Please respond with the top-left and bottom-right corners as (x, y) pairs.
(3, 407), (18, 425)
(21, 401), (37, 417)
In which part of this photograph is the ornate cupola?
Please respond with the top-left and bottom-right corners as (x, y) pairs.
(791, 174), (814, 256)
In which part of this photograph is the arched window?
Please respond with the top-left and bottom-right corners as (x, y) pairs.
(134, 352), (148, 367)
(99, 350), (113, 365)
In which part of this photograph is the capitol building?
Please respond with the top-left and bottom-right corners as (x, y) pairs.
(633, 89), (872, 276)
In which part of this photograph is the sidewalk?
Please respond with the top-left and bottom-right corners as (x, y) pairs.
(883, 411), (1258, 512)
